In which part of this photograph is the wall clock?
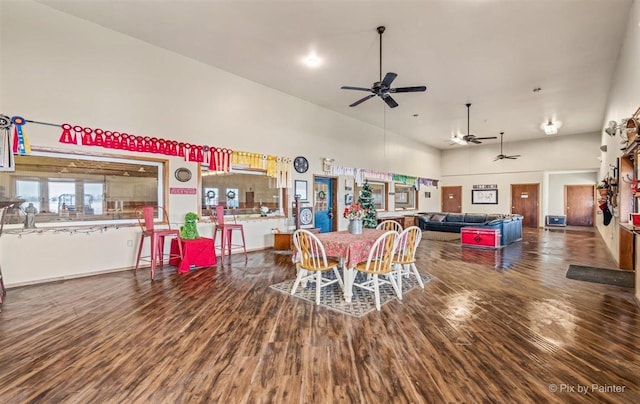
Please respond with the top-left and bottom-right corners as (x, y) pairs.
(174, 167), (192, 182)
(293, 156), (309, 173)
(299, 206), (313, 226)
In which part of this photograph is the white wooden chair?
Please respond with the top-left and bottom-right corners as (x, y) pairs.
(291, 229), (343, 305)
(392, 226), (423, 298)
(352, 230), (401, 311)
(376, 219), (403, 232)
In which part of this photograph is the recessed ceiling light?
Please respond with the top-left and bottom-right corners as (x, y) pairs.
(533, 87), (541, 93)
(412, 114), (419, 117)
(304, 53), (321, 68)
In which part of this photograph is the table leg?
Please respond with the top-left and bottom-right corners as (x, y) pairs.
(343, 267), (355, 303)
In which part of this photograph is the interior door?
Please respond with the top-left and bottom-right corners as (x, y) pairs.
(314, 177), (335, 233)
(511, 183), (539, 227)
(565, 185), (594, 226)
(441, 186), (462, 213)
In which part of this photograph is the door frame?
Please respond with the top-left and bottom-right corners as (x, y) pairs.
(313, 175), (338, 232)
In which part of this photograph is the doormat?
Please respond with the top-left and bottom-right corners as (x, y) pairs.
(422, 231), (460, 242)
(566, 265), (634, 288)
(270, 272), (434, 318)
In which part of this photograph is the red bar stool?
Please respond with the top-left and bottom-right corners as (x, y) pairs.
(212, 205), (247, 264)
(134, 206), (183, 280)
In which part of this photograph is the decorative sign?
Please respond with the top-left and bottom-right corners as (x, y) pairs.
(170, 187), (197, 195)
(473, 184), (498, 189)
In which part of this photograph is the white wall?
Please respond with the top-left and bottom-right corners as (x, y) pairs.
(596, 0), (640, 297)
(440, 133), (601, 222)
(546, 171), (598, 216)
(0, 1), (441, 285)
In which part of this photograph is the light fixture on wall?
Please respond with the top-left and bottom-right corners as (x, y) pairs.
(543, 120), (558, 135)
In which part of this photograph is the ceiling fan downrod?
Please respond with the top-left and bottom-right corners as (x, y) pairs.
(466, 103), (471, 137)
(377, 26), (385, 83)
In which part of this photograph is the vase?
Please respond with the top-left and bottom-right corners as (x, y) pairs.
(349, 219), (363, 235)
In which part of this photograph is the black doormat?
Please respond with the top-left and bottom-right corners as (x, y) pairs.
(566, 265), (635, 288)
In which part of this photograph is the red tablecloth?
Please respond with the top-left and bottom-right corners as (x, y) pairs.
(315, 229), (386, 268)
(169, 237), (217, 273)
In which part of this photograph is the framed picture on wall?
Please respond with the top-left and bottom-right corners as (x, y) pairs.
(293, 180), (307, 201)
(294, 180), (307, 200)
(472, 189), (498, 204)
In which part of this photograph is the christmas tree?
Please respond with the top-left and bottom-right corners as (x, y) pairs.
(358, 181), (377, 228)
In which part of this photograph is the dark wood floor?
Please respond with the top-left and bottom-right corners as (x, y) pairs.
(1, 228), (639, 403)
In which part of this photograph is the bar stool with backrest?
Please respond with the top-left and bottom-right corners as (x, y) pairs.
(392, 226), (423, 298)
(134, 206), (183, 280)
(212, 205), (247, 264)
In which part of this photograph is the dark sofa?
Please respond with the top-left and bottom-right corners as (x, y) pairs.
(418, 212), (523, 246)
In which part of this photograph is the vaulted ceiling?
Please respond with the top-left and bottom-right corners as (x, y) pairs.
(38, 0), (633, 149)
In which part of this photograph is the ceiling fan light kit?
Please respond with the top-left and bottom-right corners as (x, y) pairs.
(544, 120), (558, 135)
(451, 135), (467, 145)
(340, 26), (426, 108)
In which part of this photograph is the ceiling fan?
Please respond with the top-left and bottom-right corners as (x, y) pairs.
(495, 132), (521, 161)
(340, 26), (427, 108)
(452, 103), (497, 144)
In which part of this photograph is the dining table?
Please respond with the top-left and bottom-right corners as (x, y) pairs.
(315, 228), (386, 303)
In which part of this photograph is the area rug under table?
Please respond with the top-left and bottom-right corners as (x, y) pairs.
(270, 272), (434, 318)
(566, 265), (634, 288)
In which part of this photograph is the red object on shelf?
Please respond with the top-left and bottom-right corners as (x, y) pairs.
(169, 237), (217, 273)
(461, 227), (501, 249)
(631, 213), (640, 226)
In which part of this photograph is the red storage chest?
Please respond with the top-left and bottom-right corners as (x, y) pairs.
(461, 227), (501, 249)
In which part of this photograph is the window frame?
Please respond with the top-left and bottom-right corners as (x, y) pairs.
(199, 166), (286, 218)
(394, 183), (418, 211)
(4, 147), (168, 228)
(355, 181), (388, 211)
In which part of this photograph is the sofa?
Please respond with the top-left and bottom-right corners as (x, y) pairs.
(417, 212), (523, 246)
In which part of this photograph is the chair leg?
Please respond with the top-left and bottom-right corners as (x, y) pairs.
(134, 235), (145, 272)
(158, 235), (165, 267)
(411, 263), (424, 288)
(291, 266), (306, 295)
(388, 272), (402, 301)
(373, 275), (381, 311)
(150, 235), (157, 280)
(333, 268), (344, 289)
(239, 227), (248, 262)
(315, 271), (322, 305)
(395, 264), (403, 299)
(219, 228), (226, 264)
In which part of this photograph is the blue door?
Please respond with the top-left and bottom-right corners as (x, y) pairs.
(314, 177), (334, 233)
